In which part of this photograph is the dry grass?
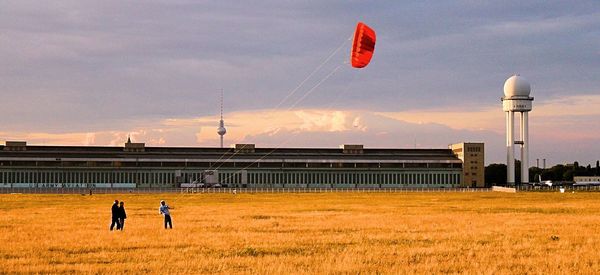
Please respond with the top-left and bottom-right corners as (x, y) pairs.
(1, 192), (600, 274)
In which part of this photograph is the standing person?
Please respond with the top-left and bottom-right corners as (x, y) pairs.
(110, 200), (119, 231)
(118, 201), (127, 231)
(159, 200), (173, 229)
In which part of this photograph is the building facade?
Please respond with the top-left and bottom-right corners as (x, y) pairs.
(0, 141), (474, 188)
(449, 143), (485, 187)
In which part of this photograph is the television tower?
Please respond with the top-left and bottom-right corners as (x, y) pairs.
(502, 75), (533, 186)
(217, 89), (227, 148)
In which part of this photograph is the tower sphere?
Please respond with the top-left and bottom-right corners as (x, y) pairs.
(217, 126), (226, 136)
(503, 75), (531, 98)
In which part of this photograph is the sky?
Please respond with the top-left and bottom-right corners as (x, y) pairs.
(1, 1), (599, 166)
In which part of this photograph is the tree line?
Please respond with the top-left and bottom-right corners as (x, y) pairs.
(485, 160), (600, 186)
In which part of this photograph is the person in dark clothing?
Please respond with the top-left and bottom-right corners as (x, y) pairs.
(110, 200), (120, 231)
(117, 201), (127, 231)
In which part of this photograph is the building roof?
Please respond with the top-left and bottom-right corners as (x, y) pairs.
(0, 144), (461, 163)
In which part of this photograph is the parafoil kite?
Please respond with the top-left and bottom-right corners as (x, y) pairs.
(350, 22), (376, 68)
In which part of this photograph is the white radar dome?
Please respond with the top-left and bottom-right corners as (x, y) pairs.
(503, 75), (531, 98)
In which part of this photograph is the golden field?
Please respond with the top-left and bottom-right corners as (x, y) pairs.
(1, 192), (600, 274)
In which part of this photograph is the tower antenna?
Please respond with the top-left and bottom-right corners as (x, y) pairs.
(220, 88), (224, 121)
(217, 89), (227, 148)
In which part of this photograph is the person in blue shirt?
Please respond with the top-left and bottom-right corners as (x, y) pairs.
(159, 200), (173, 229)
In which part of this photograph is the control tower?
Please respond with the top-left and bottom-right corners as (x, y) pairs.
(502, 75), (534, 185)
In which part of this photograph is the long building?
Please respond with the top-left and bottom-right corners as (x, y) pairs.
(0, 141), (481, 188)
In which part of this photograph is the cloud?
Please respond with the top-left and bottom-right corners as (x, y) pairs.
(480, 12), (600, 37)
(1, 1), (600, 166)
(2, 94), (599, 166)
(1, 108), (499, 160)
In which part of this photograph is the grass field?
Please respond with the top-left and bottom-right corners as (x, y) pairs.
(1, 192), (600, 274)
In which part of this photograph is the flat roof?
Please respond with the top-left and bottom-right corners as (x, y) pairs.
(0, 145), (462, 163)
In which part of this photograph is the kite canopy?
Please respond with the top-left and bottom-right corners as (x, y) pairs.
(350, 22), (376, 68)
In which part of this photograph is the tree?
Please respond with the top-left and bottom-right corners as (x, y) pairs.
(545, 164), (568, 181)
(529, 166), (543, 182)
(485, 164), (506, 186)
(515, 159), (521, 184)
(486, 160), (596, 186)
(563, 169), (574, 181)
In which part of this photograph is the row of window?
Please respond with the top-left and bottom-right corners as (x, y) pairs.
(0, 170), (173, 185)
(0, 170), (461, 186)
(218, 171), (461, 185)
(466, 147), (482, 152)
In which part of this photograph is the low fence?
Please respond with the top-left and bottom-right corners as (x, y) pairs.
(516, 185), (600, 192)
(0, 187), (492, 194)
(2, 186), (599, 194)
(492, 186), (517, 193)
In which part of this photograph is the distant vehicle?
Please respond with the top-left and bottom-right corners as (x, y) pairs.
(180, 182), (204, 188)
(531, 175), (553, 187)
(203, 170), (219, 186)
(540, 180), (554, 187)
